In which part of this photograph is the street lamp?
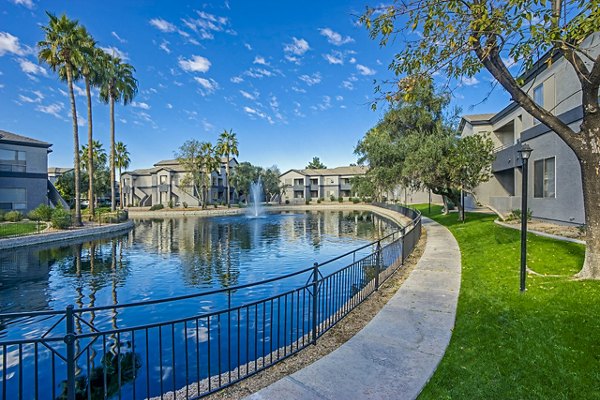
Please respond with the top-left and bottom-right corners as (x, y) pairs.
(518, 143), (533, 292)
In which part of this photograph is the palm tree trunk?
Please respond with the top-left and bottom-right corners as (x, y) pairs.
(110, 94), (116, 212)
(119, 166), (123, 209)
(66, 64), (82, 226)
(85, 77), (95, 218)
(226, 156), (230, 208)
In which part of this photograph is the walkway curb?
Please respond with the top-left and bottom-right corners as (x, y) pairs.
(245, 217), (461, 400)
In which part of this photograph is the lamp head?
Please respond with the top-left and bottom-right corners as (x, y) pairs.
(518, 143), (533, 160)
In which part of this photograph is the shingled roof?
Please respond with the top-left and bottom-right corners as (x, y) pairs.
(0, 130), (51, 148)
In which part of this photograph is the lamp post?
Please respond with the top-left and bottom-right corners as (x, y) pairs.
(518, 143), (533, 292)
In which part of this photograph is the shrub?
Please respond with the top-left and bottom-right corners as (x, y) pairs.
(168, 200), (174, 209)
(0, 210), (4, 222)
(285, 199), (290, 205)
(150, 204), (164, 211)
(317, 198), (322, 204)
(305, 199), (311, 205)
(182, 202), (188, 208)
(330, 195), (336, 202)
(5, 210), (23, 222)
(51, 208), (71, 229)
(29, 204), (53, 221)
(352, 197), (360, 204)
(506, 208), (532, 222)
(213, 203), (218, 208)
(338, 197), (343, 203)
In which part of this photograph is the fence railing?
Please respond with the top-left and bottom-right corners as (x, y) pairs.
(0, 205), (421, 400)
(0, 209), (129, 240)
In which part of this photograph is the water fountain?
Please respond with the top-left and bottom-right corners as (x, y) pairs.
(248, 178), (264, 217)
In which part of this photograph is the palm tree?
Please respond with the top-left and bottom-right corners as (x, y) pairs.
(115, 141), (130, 209)
(80, 140), (108, 208)
(38, 12), (87, 225)
(200, 142), (220, 209)
(99, 53), (138, 211)
(216, 129), (239, 208)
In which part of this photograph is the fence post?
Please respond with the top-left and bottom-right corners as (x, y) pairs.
(311, 262), (319, 345)
(64, 305), (76, 400)
(374, 240), (381, 291)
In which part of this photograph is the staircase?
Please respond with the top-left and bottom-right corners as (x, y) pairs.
(47, 180), (69, 208)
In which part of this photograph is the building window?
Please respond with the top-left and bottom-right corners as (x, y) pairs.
(0, 188), (27, 210)
(533, 157), (555, 198)
(533, 83), (544, 125)
(0, 148), (26, 172)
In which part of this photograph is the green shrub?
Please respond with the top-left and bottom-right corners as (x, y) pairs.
(213, 203), (218, 208)
(506, 208), (532, 222)
(317, 198), (322, 204)
(182, 202), (188, 208)
(150, 204), (164, 211)
(338, 197), (343, 203)
(285, 199), (290, 205)
(51, 208), (71, 229)
(352, 197), (360, 204)
(330, 195), (336, 202)
(305, 199), (310, 205)
(29, 204), (53, 221)
(168, 200), (174, 209)
(5, 210), (23, 222)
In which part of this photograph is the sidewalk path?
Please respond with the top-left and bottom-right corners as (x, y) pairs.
(245, 217), (461, 400)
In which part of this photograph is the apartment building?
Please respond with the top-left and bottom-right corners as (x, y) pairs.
(121, 158), (238, 207)
(460, 34), (598, 225)
(0, 130), (67, 212)
(279, 166), (367, 202)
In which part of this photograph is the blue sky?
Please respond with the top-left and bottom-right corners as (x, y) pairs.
(0, 0), (511, 172)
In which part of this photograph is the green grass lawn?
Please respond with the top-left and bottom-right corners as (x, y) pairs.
(414, 204), (600, 399)
(0, 221), (44, 238)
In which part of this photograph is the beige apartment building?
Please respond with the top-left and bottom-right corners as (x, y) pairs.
(460, 33), (599, 225)
(121, 158), (238, 207)
(279, 166), (367, 202)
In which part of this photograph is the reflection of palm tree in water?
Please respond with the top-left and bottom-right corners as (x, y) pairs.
(109, 240), (119, 356)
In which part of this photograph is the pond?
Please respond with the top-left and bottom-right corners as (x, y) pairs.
(0, 210), (398, 399)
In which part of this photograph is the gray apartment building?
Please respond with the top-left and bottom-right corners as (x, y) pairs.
(279, 166), (367, 202)
(460, 34), (599, 225)
(121, 158), (238, 207)
(0, 130), (66, 212)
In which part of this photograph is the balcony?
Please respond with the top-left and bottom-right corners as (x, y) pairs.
(310, 184), (319, 191)
(492, 143), (520, 173)
(340, 183), (352, 191)
(293, 185), (305, 190)
(158, 184), (169, 192)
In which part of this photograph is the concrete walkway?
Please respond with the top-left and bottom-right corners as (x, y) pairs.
(246, 217), (461, 400)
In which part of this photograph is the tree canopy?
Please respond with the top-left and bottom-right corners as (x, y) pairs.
(306, 157), (327, 169)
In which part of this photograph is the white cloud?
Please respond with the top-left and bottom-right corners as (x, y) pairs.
(293, 101), (305, 118)
(0, 32), (24, 56)
(202, 118), (214, 132)
(319, 28), (354, 46)
(243, 106), (274, 124)
(230, 76), (244, 84)
(12, 0), (34, 9)
(323, 51), (343, 65)
(72, 84), (86, 97)
(166, 103), (173, 109)
(111, 31), (127, 44)
(18, 58), (47, 77)
(342, 80), (354, 90)
(159, 40), (171, 54)
(36, 102), (64, 119)
(244, 43), (252, 51)
(194, 77), (219, 95)
(460, 76), (480, 86)
(149, 18), (176, 32)
(182, 11), (236, 40)
(179, 55), (211, 73)
(240, 90), (257, 100)
(299, 72), (321, 86)
(18, 91), (43, 103)
(291, 86), (306, 93)
(349, 57), (357, 64)
(253, 56), (269, 66)
(100, 46), (128, 60)
(132, 101), (150, 110)
(336, 95), (344, 101)
(283, 37), (310, 63)
(244, 68), (273, 79)
(356, 64), (376, 76)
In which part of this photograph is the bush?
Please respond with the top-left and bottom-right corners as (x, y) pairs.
(51, 208), (71, 229)
(338, 197), (343, 203)
(4, 210), (23, 222)
(168, 200), (174, 209)
(330, 195), (336, 202)
(0, 210), (5, 222)
(352, 197), (360, 204)
(182, 202), (188, 208)
(28, 204), (53, 221)
(285, 199), (290, 205)
(317, 198), (322, 204)
(506, 208), (532, 222)
(213, 203), (218, 208)
(305, 199), (311, 205)
(150, 204), (164, 211)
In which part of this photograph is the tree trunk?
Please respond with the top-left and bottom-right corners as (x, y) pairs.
(66, 64), (82, 226)
(576, 140), (600, 279)
(85, 77), (95, 218)
(110, 95), (116, 212)
(119, 166), (123, 210)
(225, 156), (230, 208)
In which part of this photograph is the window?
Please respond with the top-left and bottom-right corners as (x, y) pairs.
(0, 188), (27, 210)
(0, 148), (26, 172)
(533, 84), (544, 125)
(533, 157), (556, 198)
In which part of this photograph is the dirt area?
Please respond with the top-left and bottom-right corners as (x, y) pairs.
(503, 219), (584, 240)
(201, 229), (427, 400)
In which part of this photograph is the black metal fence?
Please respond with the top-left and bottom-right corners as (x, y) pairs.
(0, 205), (421, 400)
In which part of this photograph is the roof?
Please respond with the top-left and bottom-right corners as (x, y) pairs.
(154, 157), (238, 167)
(280, 166), (368, 177)
(461, 114), (496, 123)
(0, 130), (51, 148)
(48, 167), (73, 174)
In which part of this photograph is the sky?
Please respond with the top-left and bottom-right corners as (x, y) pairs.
(0, 0), (512, 173)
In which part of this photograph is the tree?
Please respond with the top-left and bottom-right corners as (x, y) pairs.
(38, 12), (89, 226)
(99, 53), (138, 212)
(306, 157), (327, 169)
(216, 129), (239, 208)
(262, 166), (282, 202)
(361, 1), (600, 277)
(80, 140), (110, 206)
(176, 140), (220, 209)
(230, 162), (263, 201)
(115, 141), (130, 209)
